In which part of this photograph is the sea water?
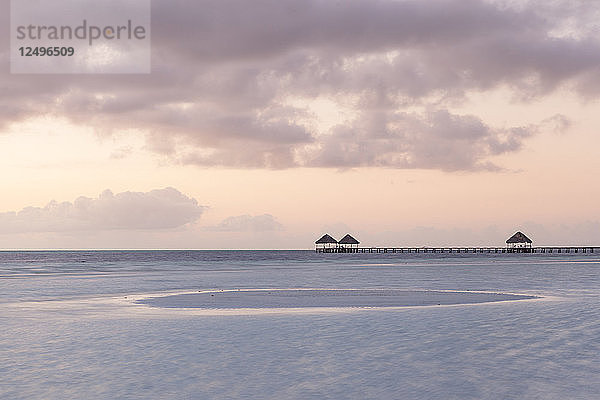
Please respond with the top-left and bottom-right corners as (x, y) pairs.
(1, 251), (599, 399)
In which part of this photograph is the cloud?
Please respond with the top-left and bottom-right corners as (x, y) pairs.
(308, 109), (551, 171)
(0, 188), (204, 233)
(207, 214), (284, 232)
(0, 0), (595, 170)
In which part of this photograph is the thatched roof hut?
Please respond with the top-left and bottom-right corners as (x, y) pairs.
(315, 234), (338, 245)
(315, 234), (338, 250)
(339, 234), (360, 246)
(506, 231), (532, 248)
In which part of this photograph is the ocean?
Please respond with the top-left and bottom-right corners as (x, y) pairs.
(1, 250), (599, 399)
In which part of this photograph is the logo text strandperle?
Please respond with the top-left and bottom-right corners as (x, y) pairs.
(15, 20), (147, 46)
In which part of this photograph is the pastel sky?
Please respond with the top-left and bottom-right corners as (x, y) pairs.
(1, 0), (599, 249)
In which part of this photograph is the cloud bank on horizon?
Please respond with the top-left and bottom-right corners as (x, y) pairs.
(0, 188), (204, 233)
(1, 0), (598, 171)
(0, 188), (287, 236)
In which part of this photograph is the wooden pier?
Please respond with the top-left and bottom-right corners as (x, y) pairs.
(316, 246), (598, 254)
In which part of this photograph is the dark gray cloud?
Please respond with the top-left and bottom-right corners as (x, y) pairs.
(1, 0), (596, 169)
(151, 0), (533, 62)
(0, 188), (204, 233)
(207, 214), (284, 232)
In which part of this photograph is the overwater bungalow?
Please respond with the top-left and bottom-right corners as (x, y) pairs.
(506, 231), (533, 251)
(339, 234), (360, 251)
(315, 234), (338, 251)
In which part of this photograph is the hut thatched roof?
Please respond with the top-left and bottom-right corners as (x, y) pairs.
(315, 234), (338, 244)
(506, 231), (532, 244)
(339, 234), (360, 245)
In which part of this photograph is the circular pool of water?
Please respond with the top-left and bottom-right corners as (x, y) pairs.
(137, 289), (538, 309)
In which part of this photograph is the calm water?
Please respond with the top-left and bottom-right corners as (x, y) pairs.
(1, 251), (599, 399)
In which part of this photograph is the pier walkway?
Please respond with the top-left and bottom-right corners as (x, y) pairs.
(316, 247), (598, 254)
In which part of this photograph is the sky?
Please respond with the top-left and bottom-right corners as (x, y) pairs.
(1, 0), (599, 249)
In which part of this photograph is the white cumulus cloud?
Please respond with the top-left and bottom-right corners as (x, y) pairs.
(0, 188), (204, 233)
